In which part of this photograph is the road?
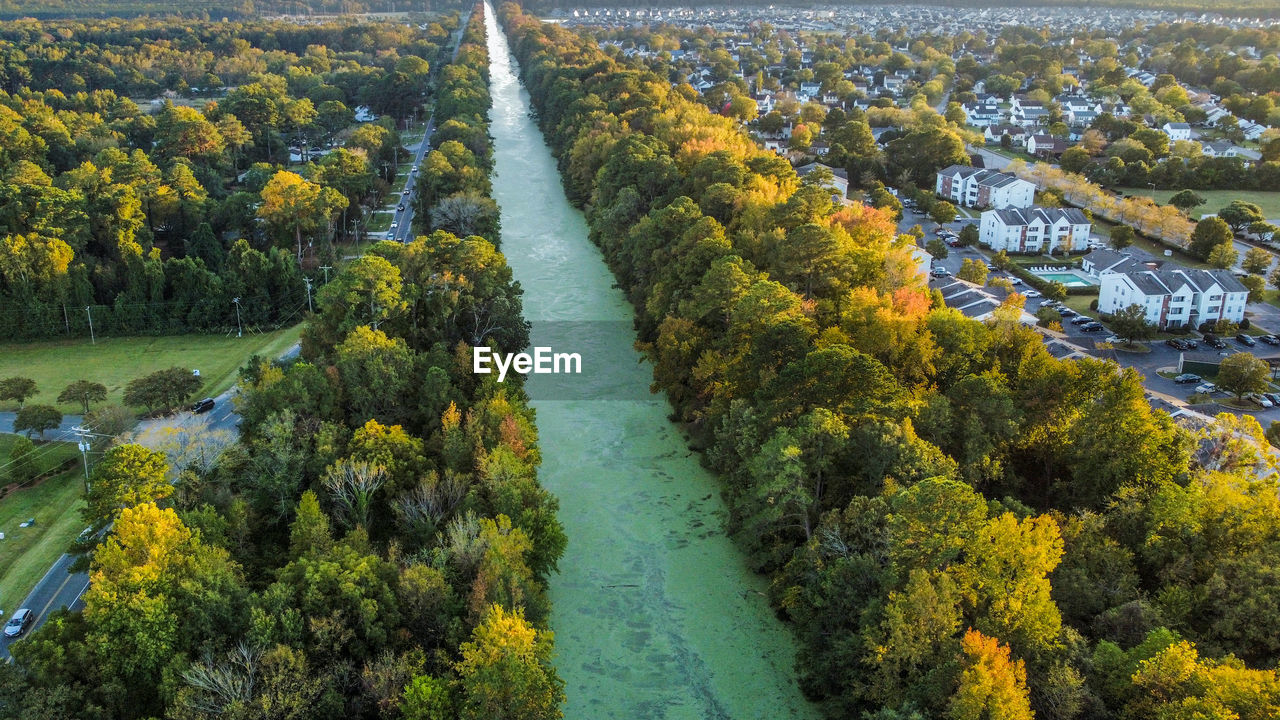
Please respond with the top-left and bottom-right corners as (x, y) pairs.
(384, 26), (466, 243)
(0, 413), (84, 442)
(967, 143), (1013, 170)
(0, 343), (300, 660)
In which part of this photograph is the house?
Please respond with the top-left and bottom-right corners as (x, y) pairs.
(1026, 134), (1068, 158)
(1098, 268), (1249, 330)
(882, 76), (905, 93)
(1201, 140), (1241, 158)
(795, 162), (848, 201)
(935, 165), (1036, 210)
(979, 206), (1092, 254)
(354, 105), (378, 122)
(984, 124), (1028, 144)
(1081, 248), (1144, 278)
(963, 103), (1003, 127)
(1162, 122), (1192, 141)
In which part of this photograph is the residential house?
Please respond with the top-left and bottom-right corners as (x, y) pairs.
(1201, 140), (1241, 158)
(963, 102), (1003, 127)
(1026, 134), (1068, 158)
(1081, 248), (1144, 278)
(935, 165), (1036, 210)
(1098, 268), (1249, 330)
(1162, 122), (1192, 141)
(984, 124), (1028, 144)
(979, 206), (1092, 254)
(795, 162), (849, 201)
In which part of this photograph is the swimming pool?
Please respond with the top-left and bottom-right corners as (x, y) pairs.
(1032, 270), (1098, 288)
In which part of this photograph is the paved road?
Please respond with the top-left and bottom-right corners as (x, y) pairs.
(967, 143), (1013, 170)
(0, 553), (88, 660)
(385, 27), (466, 243)
(0, 342), (301, 660)
(0, 414), (85, 442)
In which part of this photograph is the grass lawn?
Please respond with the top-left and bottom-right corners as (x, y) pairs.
(1118, 188), (1280, 219)
(0, 326), (303, 415)
(1091, 216), (1210, 269)
(367, 211), (394, 232)
(0, 436), (86, 612)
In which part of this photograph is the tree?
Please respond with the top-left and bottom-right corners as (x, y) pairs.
(1109, 225), (1135, 250)
(1218, 200), (1265, 235)
(13, 404), (61, 440)
(1168, 189), (1205, 214)
(6, 436), (37, 484)
(957, 259), (988, 285)
(1044, 280), (1068, 302)
(948, 630), (1034, 720)
(926, 238), (949, 260)
(1216, 352), (1270, 399)
(454, 604), (564, 720)
(1241, 274), (1267, 304)
(958, 224), (979, 247)
(1108, 303), (1154, 344)
(1243, 247), (1273, 275)
(0, 376), (37, 408)
(1189, 217), (1234, 260)
(401, 675), (452, 720)
(992, 250), (1012, 271)
(258, 170), (346, 260)
(57, 380), (108, 414)
(123, 367), (202, 414)
(1207, 242), (1238, 270)
(1270, 264), (1280, 291)
(930, 201), (958, 225)
(82, 443), (171, 525)
(430, 191), (501, 240)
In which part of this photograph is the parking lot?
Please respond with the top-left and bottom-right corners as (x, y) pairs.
(911, 206), (1280, 425)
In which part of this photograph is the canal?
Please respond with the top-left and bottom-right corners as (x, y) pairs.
(481, 4), (821, 719)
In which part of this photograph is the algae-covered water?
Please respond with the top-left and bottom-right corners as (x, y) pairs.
(483, 5), (821, 718)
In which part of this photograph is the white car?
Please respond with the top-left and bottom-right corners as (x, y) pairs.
(1009, 277), (1023, 285)
(1249, 393), (1274, 408)
(389, 222), (398, 230)
(1022, 289), (1042, 298)
(1195, 383), (1218, 394)
(411, 166), (419, 173)
(931, 267), (951, 278)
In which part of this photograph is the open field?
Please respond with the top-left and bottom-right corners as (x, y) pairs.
(0, 326), (302, 414)
(1118, 188), (1280, 219)
(0, 436), (85, 612)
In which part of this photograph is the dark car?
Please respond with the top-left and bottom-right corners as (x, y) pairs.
(1071, 316), (1093, 325)
(1166, 338), (1189, 351)
(1237, 333), (1257, 347)
(1204, 335), (1227, 349)
(1261, 335), (1280, 346)
(1059, 308), (1078, 317)
(192, 398), (215, 414)
(1173, 373), (1202, 384)
(4, 608), (31, 638)
(1183, 339), (1198, 349)
(1080, 323), (1105, 332)
(1265, 392), (1280, 406)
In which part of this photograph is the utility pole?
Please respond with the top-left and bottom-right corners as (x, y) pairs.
(84, 306), (95, 345)
(320, 265), (333, 283)
(72, 426), (91, 493)
(233, 297), (242, 338)
(304, 277), (314, 313)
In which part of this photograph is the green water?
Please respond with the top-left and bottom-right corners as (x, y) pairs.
(483, 5), (821, 719)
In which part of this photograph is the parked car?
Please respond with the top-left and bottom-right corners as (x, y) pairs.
(1173, 373), (1202, 384)
(1195, 382), (1218, 394)
(1023, 289), (1042, 298)
(1058, 308), (1078, 317)
(397, 204), (405, 211)
(191, 398), (215, 414)
(1009, 277), (1023, 285)
(1204, 335), (1227, 349)
(1249, 393), (1274, 408)
(1265, 392), (1280, 406)
(1236, 333), (1257, 347)
(1166, 339), (1189, 351)
(946, 238), (961, 247)
(1080, 323), (1105, 332)
(931, 267), (951, 278)
(4, 608), (31, 638)
(1071, 316), (1093, 325)
(1183, 339), (1198, 349)
(1261, 335), (1280, 346)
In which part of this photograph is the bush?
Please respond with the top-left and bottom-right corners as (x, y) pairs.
(6, 436), (38, 484)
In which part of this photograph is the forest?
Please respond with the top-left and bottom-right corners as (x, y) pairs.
(499, 3), (1280, 718)
(0, 0), (469, 21)
(0, 5), (567, 720)
(0, 13), (455, 338)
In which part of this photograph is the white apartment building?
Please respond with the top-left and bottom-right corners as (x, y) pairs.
(935, 165), (1036, 210)
(979, 207), (1092, 254)
(1098, 268), (1249, 330)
